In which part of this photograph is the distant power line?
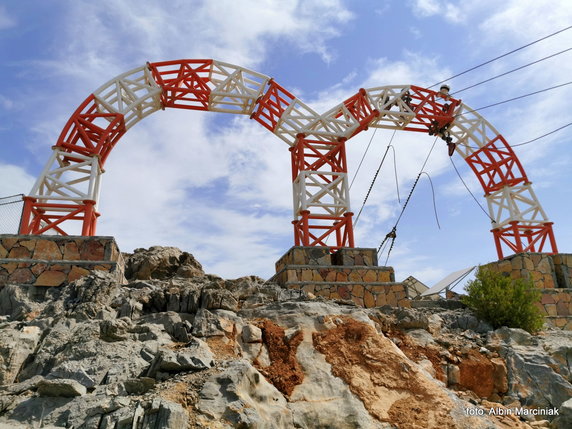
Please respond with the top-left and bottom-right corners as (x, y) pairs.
(429, 24), (572, 89)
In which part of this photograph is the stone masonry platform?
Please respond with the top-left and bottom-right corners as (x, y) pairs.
(274, 246), (410, 308)
(0, 234), (125, 287)
(485, 252), (572, 330)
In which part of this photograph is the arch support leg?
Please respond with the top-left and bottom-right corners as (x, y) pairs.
(492, 221), (558, 258)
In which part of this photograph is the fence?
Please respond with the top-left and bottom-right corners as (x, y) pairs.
(0, 194), (24, 234)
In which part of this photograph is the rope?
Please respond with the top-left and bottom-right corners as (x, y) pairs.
(428, 25), (572, 88)
(349, 128), (378, 190)
(449, 157), (496, 223)
(354, 130), (397, 225)
(420, 171), (440, 230)
(390, 145), (401, 203)
(377, 137), (439, 261)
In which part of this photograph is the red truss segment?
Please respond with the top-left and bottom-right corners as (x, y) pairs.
(20, 197), (98, 236)
(290, 135), (347, 179)
(250, 79), (295, 132)
(492, 221), (558, 259)
(465, 135), (528, 195)
(148, 59), (213, 111)
(341, 89), (379, 137)
(403, 85), (461, 134)
(56, 95), (126, 167)
(293, 211), (354, 250)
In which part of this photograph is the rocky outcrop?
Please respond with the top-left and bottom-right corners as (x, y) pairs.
(0, 246), (570, 428)
(124, 246), (204, 280)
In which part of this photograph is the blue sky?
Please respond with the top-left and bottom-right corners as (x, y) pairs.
(1, 0), (572, 285)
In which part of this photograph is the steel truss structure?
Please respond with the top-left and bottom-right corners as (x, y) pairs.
(21, 60), (558, 258)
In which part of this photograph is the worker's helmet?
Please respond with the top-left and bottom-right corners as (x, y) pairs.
(440, 84), (450, 95)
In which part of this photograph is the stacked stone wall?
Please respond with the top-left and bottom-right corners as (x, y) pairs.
(288, 282), (409, 308)
(484, 252), (572, 330)
(274, 246), (409, 309)
(0, 235), (125, 287)
(484, 253), (557, 289)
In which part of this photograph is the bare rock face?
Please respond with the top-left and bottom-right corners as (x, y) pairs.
(124, 246), (204, 280)
(0, 246), (570, 428)
(197, 360), (292, 428)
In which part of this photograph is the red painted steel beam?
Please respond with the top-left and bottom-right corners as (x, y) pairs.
(148, 60), (213, 111)
(56, 95), (126, 167)
(403, 85), (460, 134)
(341, 89), (380, 137)
(465, 135), (528, 195)
(492, 222), (558, 259)
(250, 79), (295, 132)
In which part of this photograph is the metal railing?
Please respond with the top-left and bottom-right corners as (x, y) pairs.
(0, 194), (24, 234)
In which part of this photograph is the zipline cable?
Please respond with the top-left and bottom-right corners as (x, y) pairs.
(420, 171), (441, 230)
(456, 80), (572, 116)
(449, 157), (496, 223)
(390, 145), (401, 203)
(428, 25), (572, 89)
(461, 121), (572, 151)
(354, 130), (397, 226)
(452, 47), (572, 95)
(349, 128), (378, 190)
(510, 121), (572, 147)
(377, 137), (439, 261)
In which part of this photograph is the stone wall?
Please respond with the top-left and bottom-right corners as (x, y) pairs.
(0, 235), (125, 287)
(484, 253), (572, 329)
(288, 282), (409, 308)
(484, 253), (557, 289)
(275, 265), (394, 285)
(274, 246), (409, 309)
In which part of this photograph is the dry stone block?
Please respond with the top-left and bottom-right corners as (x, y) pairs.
(363, 290), (375, 308)
(9, 268), (34, 284)
(30, 263), (47, 276)
(2, 238), (18, 250)
(8, 246), (31, 259)
(2, 262), (17, 274)
(80, 240), (105, 260)
(68, 266), (91, 282)
(19, 240), (36, 252)
(35, 270), (67, 286)
(63, 241), (81, 260)
(34, 239), (62, 260)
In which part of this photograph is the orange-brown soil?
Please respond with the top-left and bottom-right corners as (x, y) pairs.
(254, 319), (304, 396)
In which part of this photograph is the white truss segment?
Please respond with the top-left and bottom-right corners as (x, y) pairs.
(448, 103), (502, 159)
(274, 100), (321, 146)
(293, 171), (350, 218)
(92, 65), (163, 130)
(366, 86), (416, 130)
(302, 102), (361, 140)
(29, 148), (102, 205)
(485, 184), (549, 228)
(208, 60), (270, 114)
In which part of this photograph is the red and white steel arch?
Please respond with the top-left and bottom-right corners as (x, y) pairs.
(19, 59), (558, 259)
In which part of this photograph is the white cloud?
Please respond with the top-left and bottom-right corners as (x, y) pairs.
(410, 0), (464, 23)
(0, 164), (35, 197)
(0, 95), (14, 111)
(0, 6), (15, 30)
